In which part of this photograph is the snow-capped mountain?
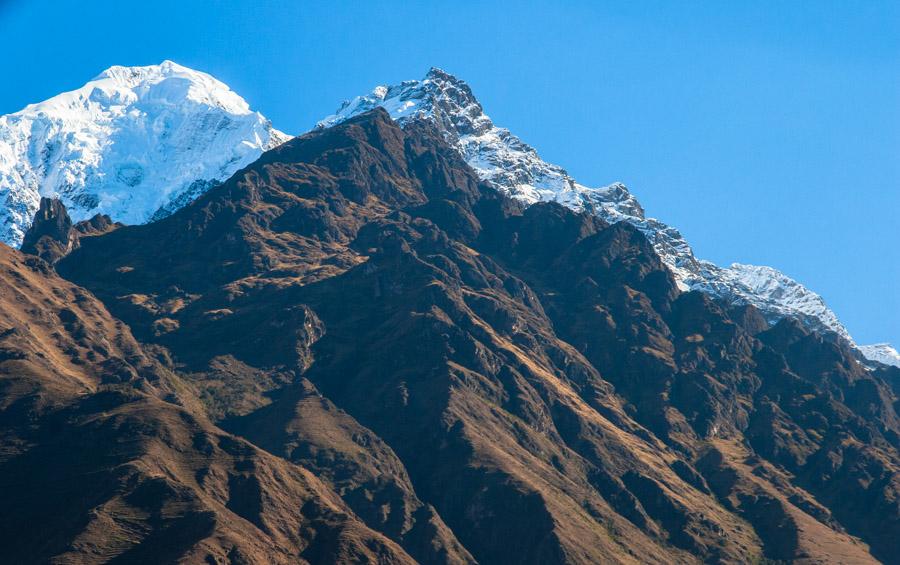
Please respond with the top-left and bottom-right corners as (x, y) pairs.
(0, 63), (890, 365)
(0, 60), (288, 247)
(319, 67), (886, 356)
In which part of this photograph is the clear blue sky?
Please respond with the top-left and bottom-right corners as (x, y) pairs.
(1, 0), (897, 346)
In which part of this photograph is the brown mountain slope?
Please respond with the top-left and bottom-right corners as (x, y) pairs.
(0, 244), (415, 564)
(18, 107), (897, 563)
(230, 378), (476, 565)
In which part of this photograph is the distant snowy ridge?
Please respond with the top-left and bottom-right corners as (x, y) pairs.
(859, 344), (900, 368)
(0, 60), (288, 247)
(319, 67), (890, 359)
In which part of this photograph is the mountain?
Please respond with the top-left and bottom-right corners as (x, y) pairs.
(318, 67), (885, 356)
(31, 108), (896, 563)
(0, 60), (288, 247)
(2, 65), (899, 563)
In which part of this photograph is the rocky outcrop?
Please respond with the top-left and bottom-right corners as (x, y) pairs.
(19, 197), (120, 264)
(19, 197), (76, 263)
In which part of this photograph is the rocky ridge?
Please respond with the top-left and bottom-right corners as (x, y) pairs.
(318, 67), (884, 358)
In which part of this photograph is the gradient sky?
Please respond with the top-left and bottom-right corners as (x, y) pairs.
(0, 0), (897, 345)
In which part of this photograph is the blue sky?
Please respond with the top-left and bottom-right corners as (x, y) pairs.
(1, 0), (897, 346)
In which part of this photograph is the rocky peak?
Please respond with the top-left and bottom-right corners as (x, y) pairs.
(20, 197), (120, 264)
(21, 197), (72, 247)
(319, 67), (491, 140)
(20, 197), (75, 263)
(419, 67), (493, 138)
(318, 68), (893, 362)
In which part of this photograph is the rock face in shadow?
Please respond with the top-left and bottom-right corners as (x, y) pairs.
(20, 197), (76, 262)
(1, 108), (896, 563)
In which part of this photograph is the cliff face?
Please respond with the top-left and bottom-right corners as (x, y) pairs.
(1, 108), (897, 564)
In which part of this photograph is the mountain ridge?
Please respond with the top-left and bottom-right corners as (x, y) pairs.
(318, 67), (894, 365)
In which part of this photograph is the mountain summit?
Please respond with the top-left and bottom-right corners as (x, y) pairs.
(0, 60), (288, 247)
(319, 67), (896, 365)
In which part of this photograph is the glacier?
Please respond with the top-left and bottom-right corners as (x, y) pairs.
(0, 60), (289, 247)
(319, 67), (893, 361)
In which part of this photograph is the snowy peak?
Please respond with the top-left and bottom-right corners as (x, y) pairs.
(0, 61), (289, 247)
(23, 61), (252, 121)
(320, 69), (598, 210)
(87, 60), (253, 115)
(318, 68), (891, 360)
(319, 67), (492, 139)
